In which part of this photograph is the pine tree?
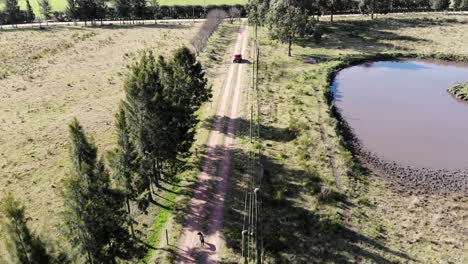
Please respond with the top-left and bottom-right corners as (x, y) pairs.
(108, 105), (140, 237)
(25, 0), (35, 23)
(115, 0), (131, 21)
(66, 0), (78, 21)
(63, 119), (135, 263)
(5, 0), (20, 25)
(39, 0), (52, 20)
(164, 47), (211, 166)
(124, 51), (164, 206)
(0, 194), (70, 264)
(131, 0), (147, 21)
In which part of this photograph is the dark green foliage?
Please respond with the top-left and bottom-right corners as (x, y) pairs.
(4, 0), (20, 25)
(107, 105), (140, 236)
(39, 0), (52, 19)
(25, 0), (35, 22)
(164, 47), (211, 160)
(114, 0), (131, 20)
(431, 0), (450, 9)
(123, 47), (210, 210)
(123, 51), (164, 207)
(0, 194), (71, 264)
(63, 119), (135, 263)
(66, 0), (78, 20)
(132, 0), (147, 19)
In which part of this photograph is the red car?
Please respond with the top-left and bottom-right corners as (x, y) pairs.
(233, 54), (243, 63)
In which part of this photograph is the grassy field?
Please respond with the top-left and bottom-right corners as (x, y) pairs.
(0, 21), (202, 258)
(0, 0), (247, 17)
(221, 14), (468, 263)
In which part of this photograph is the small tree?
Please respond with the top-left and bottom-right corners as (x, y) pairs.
(267, 0), (314, 56)
(228, 6), (241, 23)
(25, 0), (36, 23)
(39, 0), (52, 20)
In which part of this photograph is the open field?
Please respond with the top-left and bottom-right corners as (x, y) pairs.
(221, 14), (468, 263)
(0, 22), (201, 255)
(0, 0), (247, 16)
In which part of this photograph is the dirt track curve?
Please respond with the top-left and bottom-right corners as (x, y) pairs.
(176, 24), (249, 263)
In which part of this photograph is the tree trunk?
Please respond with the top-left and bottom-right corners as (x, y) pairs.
(14, 223), (31, 264)
(153, 158), (160, 188)
(288, 37), (292, 57)
(126, 197), (135, 238)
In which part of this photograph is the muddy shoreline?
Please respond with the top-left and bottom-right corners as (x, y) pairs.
(332, 103), (468, 194)
(327, 59), (468, 194)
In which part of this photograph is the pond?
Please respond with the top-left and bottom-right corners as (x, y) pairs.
(331, 60), (468, 170)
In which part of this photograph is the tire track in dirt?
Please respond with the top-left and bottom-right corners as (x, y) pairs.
(176, 24), (249, 264)
(313, 84), (341, 191)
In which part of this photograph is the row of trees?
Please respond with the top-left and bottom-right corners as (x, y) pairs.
(191, 9), (228, 55)
(1, 47), (211, 262)
(0, 0), (247, 26)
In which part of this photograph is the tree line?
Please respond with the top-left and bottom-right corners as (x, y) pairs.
(0, 46), (211, 263)
(0, 0), (247, 26)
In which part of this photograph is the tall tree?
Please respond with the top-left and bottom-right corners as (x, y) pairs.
(131, 0), (147, 21)
(75, 0), (98, 25)
(107, 105), (140, 237)
(39, 0), (52, 20)
(25, 0), (35, 22)
(149, 0), (158, 22)
(4, 0), (20, 25)
(115, 0), (131, 21)
(431, 0), (450, 9)
(165, 47), (211, 163)
(124, 51), (164, 204)
(63, 118), (135, 263)
(0, 194), (70, 264)
(267, 0), (314, 56)
(66, 0), (78, 21)
(248, 0), (270, 26)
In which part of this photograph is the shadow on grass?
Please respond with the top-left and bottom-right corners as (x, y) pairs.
(223, 147), (416, 263)
(301, 17), (465, 53)
(202, 116), (298, 143)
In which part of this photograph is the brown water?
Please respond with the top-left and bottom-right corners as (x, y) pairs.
(332, 61), (468, 169)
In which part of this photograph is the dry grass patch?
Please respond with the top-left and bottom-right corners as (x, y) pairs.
(0, 22), (201, 251)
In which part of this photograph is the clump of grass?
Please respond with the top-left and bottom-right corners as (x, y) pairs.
(447, 82), (468, 101)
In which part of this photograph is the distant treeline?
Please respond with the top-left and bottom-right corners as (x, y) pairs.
(0, 0), (247, 25)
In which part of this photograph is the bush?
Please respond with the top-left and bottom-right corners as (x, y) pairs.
(431, 0), (450, 9)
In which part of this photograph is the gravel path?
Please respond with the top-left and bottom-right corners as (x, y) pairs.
(176, 24), (249, 263)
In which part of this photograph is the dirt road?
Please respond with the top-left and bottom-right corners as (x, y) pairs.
(176, 24), (249, 263)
